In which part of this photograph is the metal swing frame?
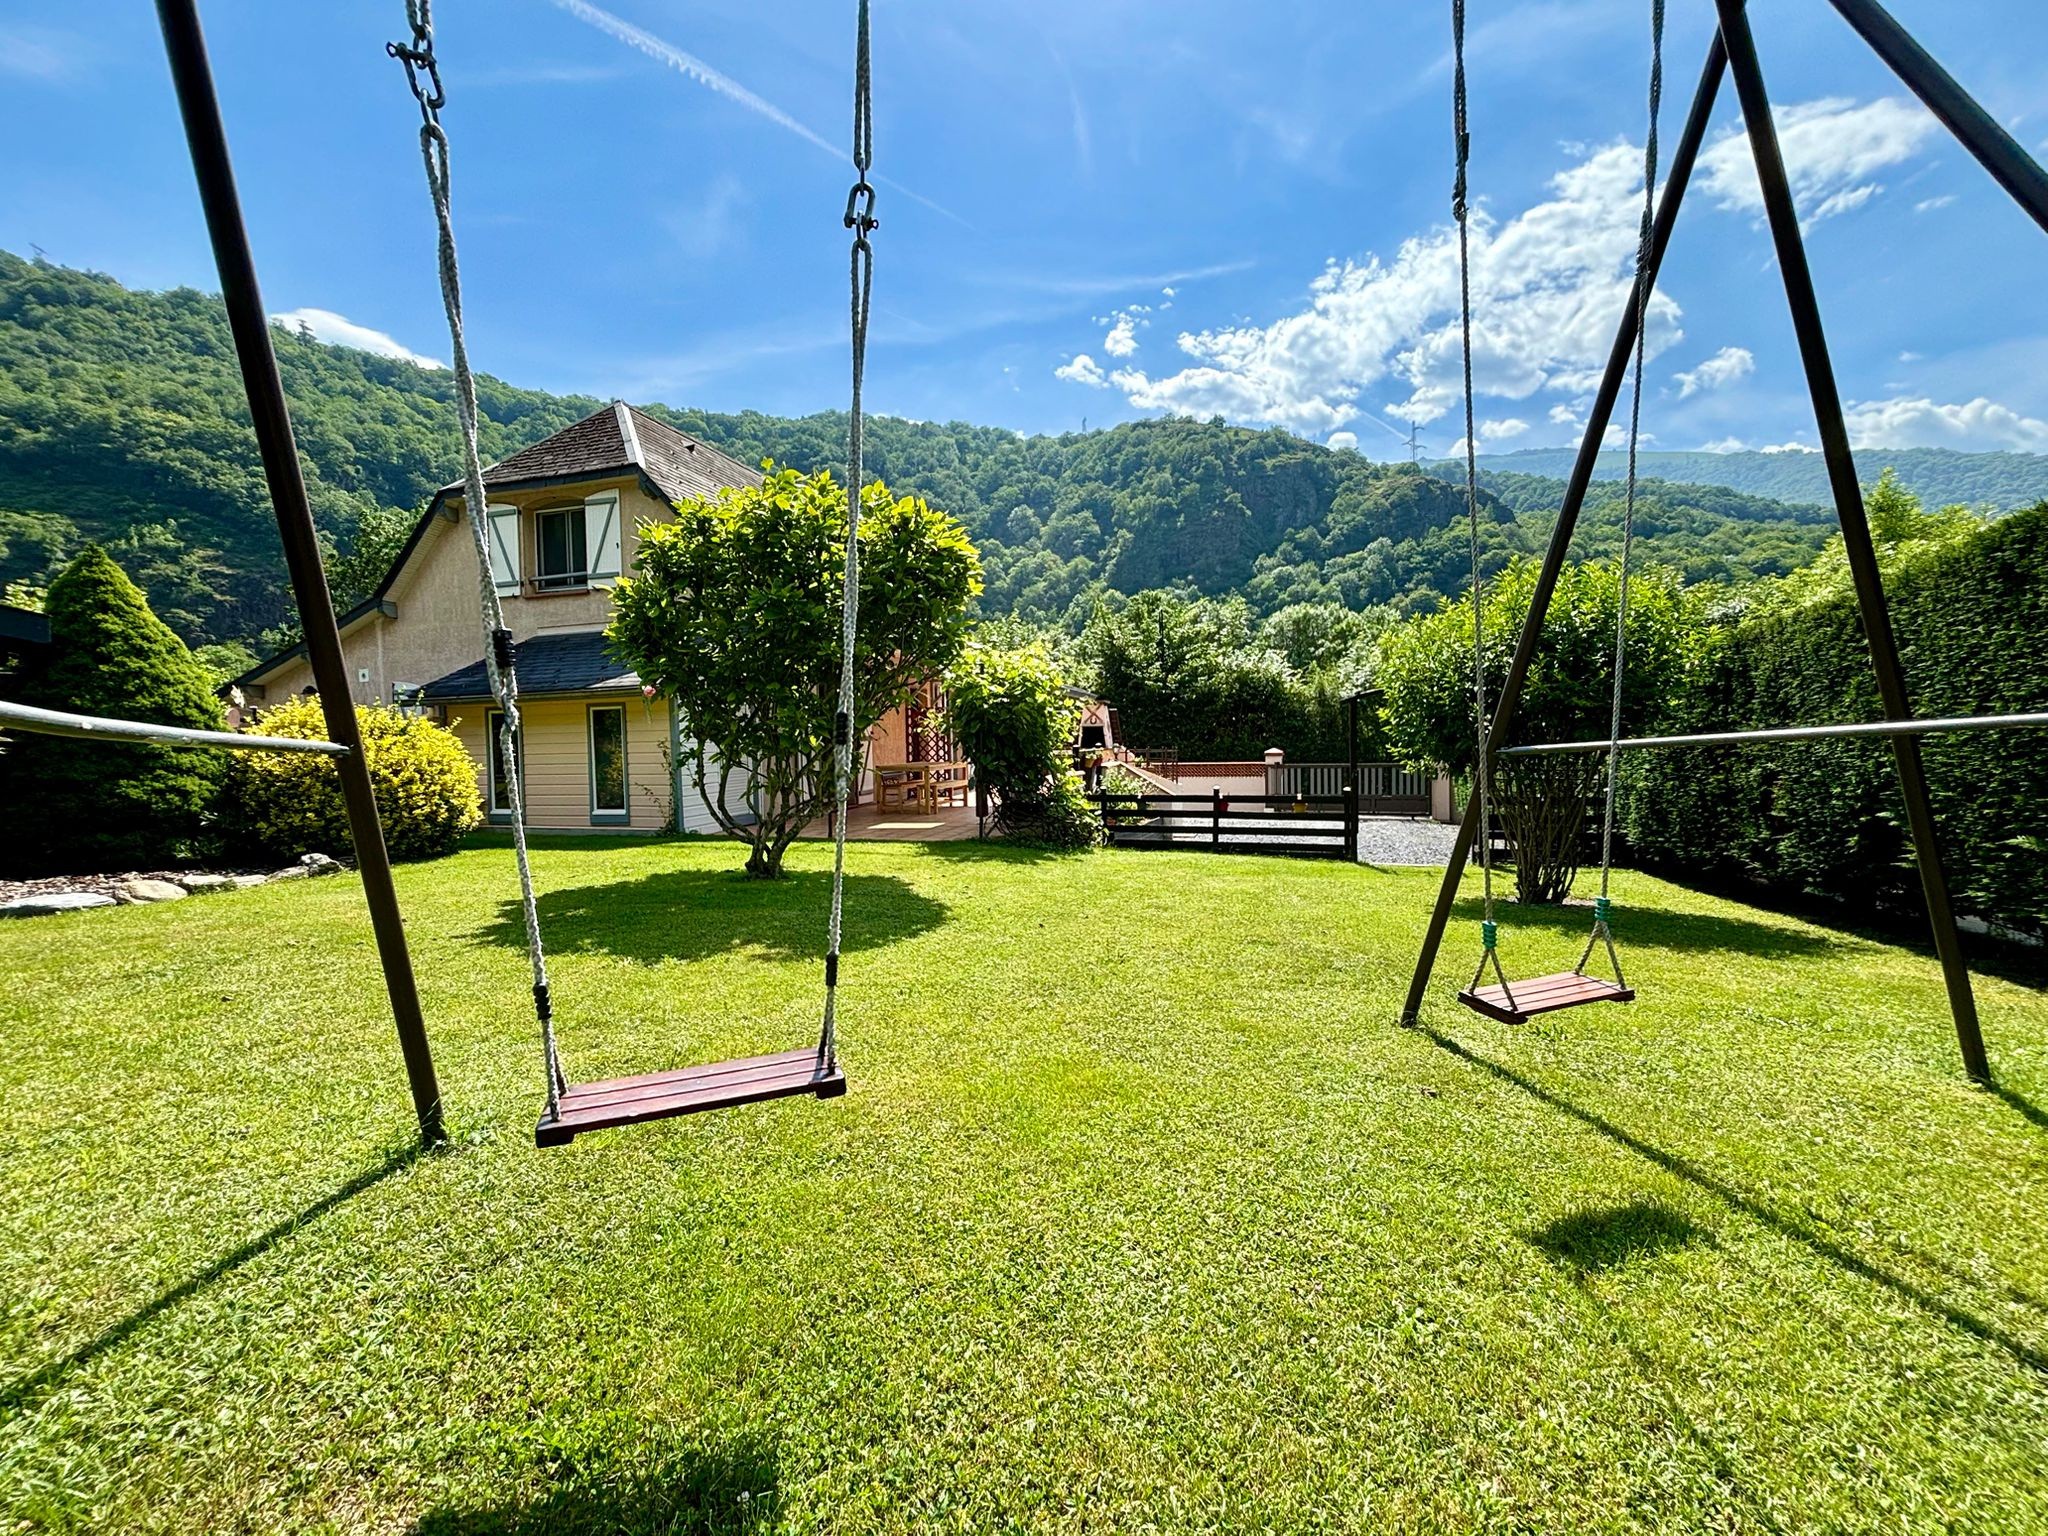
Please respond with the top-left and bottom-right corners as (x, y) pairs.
(0, 0), (447, 1145)
(1405, 0), (2048, 1086)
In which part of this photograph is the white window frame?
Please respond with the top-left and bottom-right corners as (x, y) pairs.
(587, 703), (629, 823)
(485, 707), (520, 820)
(531, 505), (589, 592)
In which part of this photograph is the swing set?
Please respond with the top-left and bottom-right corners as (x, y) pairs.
(6, 0), (2046, 1152)
(1408, 0), (2048, 1089)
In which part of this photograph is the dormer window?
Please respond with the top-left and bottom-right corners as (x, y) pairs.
(534, 507), (589, 591)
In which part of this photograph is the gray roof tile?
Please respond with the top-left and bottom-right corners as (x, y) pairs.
(418, 629), (641, 702)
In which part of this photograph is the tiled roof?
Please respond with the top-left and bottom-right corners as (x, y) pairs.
(452, 402), (761, 505)
(418, 629), (641, 702)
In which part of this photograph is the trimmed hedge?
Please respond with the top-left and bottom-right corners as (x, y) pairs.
(225, 695), (481, 862)
(1622, 503), (2048, 935)
(0, 545), (227, 874)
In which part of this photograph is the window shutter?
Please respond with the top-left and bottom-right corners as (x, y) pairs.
(487, 505), (522, 594)
(585, 493), (623, 586)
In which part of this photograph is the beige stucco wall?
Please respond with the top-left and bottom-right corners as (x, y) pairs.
(249, 475), (667, 707)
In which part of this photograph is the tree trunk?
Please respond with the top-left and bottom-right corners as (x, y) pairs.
(1493, 756), (1600, 905)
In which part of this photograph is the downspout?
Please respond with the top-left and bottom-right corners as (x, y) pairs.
(669, 695), (683, 834)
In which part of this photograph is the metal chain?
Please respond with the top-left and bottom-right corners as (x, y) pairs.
(820, 0), (876, 1072)
(389, 0), (564, 1113)
(1452, 0), (1504, 945)
(1574, 0), (1662, 987)
(1595, 0), (1664, 905)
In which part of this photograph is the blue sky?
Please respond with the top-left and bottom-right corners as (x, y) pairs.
(4, 0), (2047, 459)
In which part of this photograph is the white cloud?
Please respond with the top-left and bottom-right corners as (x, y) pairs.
(1914, 194), (1957, 214)
(1700, 436), (1749, 453)
(272, 308), (442, 368)
(1054, 353), (1110, 388)
(1700, 96), (1937, 226)
(1898, 350), (1923, 363)
(1761, 441), (1817, 454)
(1548, 403), (1582, 426)
(1327, 431), (1359, 451)
(1843, 395), (2048, 452)
(1674, 345), (1755, 397)
(1480, 417), (1529, 441)
(1087, 139), (1679, 435)
(0, 24), (78, 80)
(1102, 306), (1151, 358)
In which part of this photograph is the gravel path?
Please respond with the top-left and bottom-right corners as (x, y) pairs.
(1354, 818), (1462, 867)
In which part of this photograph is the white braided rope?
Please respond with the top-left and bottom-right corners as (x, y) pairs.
(393, 0), (562, 1112)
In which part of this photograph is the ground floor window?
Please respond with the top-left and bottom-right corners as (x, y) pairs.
(486, 707), (518, 818)
(589, 704), (628, 821)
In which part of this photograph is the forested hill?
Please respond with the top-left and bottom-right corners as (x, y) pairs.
(0, 251), (1988, 647)
(1452, 445), (2048, 511)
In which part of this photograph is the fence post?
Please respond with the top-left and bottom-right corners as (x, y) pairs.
(1344, 782), (1358, 862)
(1211, 786), (1221, 851)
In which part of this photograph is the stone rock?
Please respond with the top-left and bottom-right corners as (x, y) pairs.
(299, 852), (343, 876)
(230, 874), (269, 890)
(121, 878), (188, 904)
(270, 865), (310, 881)
(0, 891), (118, 917)
(178, 873), (236, 894)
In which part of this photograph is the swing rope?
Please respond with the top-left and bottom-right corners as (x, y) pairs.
(819, 0), (877, 1072)
(1451, 0), (1514, 1009)
(390, 0), (564, 1114)
(1577, 0), (1664, 990)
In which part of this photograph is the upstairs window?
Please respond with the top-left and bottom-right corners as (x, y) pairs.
(534, 508), (589, 591)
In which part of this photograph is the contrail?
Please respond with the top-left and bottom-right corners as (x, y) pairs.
(545, 0), (968, 227)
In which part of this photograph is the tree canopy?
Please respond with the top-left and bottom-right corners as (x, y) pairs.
(607, 465), (981, 878)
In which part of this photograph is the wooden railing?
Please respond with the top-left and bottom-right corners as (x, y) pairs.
(1267, 761), (1431, 816)
(1096, 790), (1354, 860)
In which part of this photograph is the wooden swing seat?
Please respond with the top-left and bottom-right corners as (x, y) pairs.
(536, 1048), (846, 1147)
(1458, 970), (1635, 1027)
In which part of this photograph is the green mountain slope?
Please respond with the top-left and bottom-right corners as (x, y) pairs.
(1457, 445), (2048, 511)
(0, 252), (1983, 646)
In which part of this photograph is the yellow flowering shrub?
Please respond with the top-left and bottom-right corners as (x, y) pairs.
(226, 696), (481, 862)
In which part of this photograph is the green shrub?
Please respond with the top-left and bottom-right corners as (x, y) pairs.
(226, 695), (481, 862)
(942, 642), (1100, 850)
(1622, 501), (2048, 935)
(0, 545), (226, 873)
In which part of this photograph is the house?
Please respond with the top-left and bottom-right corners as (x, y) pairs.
(236, 403), (927, 833)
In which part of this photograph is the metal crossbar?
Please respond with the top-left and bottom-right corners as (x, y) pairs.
(1497, 710), (2048, 758)
(0, 697), (349, 756)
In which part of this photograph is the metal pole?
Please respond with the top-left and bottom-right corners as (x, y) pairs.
(1501, 710), (2048, 757)
(1714, 0), (1989, 1084)
(1401, 33), (1728, 1027)
(1823, 0), (2048, 237)
(1346, 693), (1361, 860)
(155, 0), (447, 1141)
(0, 698), (352, 756)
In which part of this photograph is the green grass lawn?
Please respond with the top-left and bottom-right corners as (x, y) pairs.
(2, 836), (2046, 1533)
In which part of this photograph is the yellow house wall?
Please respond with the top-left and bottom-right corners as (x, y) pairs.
(249, 476), (669, 707)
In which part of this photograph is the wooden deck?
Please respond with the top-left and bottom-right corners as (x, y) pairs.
(797, 802), (983, 842)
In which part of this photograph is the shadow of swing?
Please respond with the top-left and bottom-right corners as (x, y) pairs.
(0, 1143), (423, 1420)
(1419, 1025), (2048, 1376)
(411, 1436), (781, 1535)
(468, 868), (947, 967)
(1448, 894), (1846, 961)
(1529, 1199), (1713, 1274)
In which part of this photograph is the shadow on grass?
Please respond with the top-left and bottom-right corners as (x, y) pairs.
(471, 869), (946, 966)
(1990, 1081), (2048, 1133)
(1450, 895), (1843, 960)
(412, 1437), (780, 1535)
(1530, 1200), (1711, 1273)
(1420, 1026), (2048, 1376)
(0, 1142), (422, 1420)
(910, 836), (1097, 865)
